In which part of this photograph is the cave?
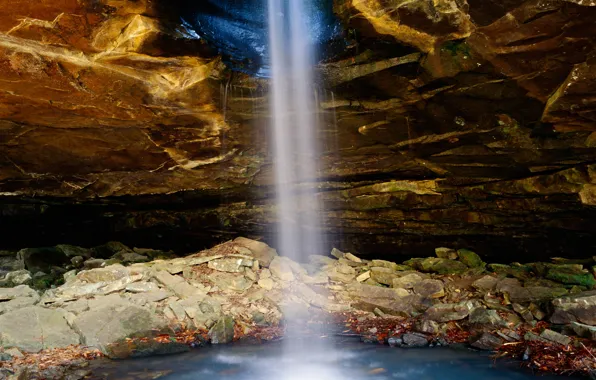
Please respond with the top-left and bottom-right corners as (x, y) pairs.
(1, 0), (596, 262)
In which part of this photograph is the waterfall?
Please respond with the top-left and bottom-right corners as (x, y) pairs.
(268, 0), (322, 261)
(268, 1), (340, 379)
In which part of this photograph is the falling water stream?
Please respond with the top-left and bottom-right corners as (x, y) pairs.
(268, 1), (338, 379)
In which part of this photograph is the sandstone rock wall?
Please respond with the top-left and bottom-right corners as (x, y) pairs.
(0, 0), (596, 259)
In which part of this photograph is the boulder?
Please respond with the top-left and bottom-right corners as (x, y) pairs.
(392, 273), (424, 289)
(0, 307), (80, 352)
(73, 302), (169, 356)
(457, 249), (485, 268)
(550, 291), (596, 325)
(413, 279), (445, 298)
(435, 247), (458, 260)
(269, 257), (295, 282)
(1, 270), (32, 286)
(208, 316), (235, 344)
(415, 258), (468, 275)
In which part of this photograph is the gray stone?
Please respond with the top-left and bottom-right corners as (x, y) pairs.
(233, 238), (278, 267)
(392, 273), (423, 289)
(77, 265), (131, 283)
(117, 251), (149, 264)
(567, 322), (596, 340)
(208, 257), (253, 273)
(371, 260), (409, 271)
(344, 253), (362, 263)
(415, 319), (440, 334)
(472, 275), (499, 291)
(73, 302), (169, 356)
(208, 316), (235, 344)
(413, 279), (444, 298)
(3, 270), (32, 286)
(550, 290), (596, 325)
(0, 306), (80, 352)
(330, 248), (345, 259)
(469, 308), (505, 327)
(370, 267), (398, 286)
(423, 300), (480, 322)
(539, 329), (571, 346)
(63, 270), (77, 283)
(209, 272), (254, 292)
(0, 285), (37, 301)
(402, 333), (428, 347)
(258, 278), (274, 290)
(470, 333), (503, 351)
(129, 290), (172, 304)
(83, 258), (106, 270)
(63, 298), (90, 315)
(0, 296), (39, 315)
(125, 282), (160, 293)
(269, 257), (295, 282)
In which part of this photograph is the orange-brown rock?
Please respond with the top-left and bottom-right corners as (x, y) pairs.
(1, 0), (596, 261)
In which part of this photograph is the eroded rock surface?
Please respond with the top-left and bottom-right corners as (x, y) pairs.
(0, 0), (596, 260)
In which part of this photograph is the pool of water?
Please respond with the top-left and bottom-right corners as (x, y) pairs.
(90, 336), (573, 380)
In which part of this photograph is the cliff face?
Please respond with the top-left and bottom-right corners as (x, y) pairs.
(1, 0), (596, 260)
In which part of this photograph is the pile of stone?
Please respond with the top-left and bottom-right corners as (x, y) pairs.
(0, 239), (595, 377)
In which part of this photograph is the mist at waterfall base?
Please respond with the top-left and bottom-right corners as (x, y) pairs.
(268, 0), (336, 379)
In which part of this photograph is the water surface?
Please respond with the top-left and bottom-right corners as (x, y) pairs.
(91, 336), (573, 380)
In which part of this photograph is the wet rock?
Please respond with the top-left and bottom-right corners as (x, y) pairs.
(470, 333), (503, 351)
(457, 249), (485, 268)
(512, 303), (534, 323)
(209, 316), (235, 344)
(423, 300), (480, 322)
(73, 302), (168, 356)
(109, 339), (190, 359)
(550, 290), (596, 325)
(497, 278), (567, 303)
(0, 306), (80, 352)
(402, 333), (428, 348)
(413, 279), (445, 298)
(70, 256), (85, 268)
(435, 247), (458, 260)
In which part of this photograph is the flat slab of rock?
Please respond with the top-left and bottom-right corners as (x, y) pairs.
(0, 306), (80, 352)
(0, 285), (37, 301)
(73, 301), (169, 356)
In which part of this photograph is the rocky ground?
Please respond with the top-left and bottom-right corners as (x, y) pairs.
(0, 239), (595, 379)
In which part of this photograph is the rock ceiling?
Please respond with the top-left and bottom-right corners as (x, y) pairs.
(0, 0), (595, 259)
